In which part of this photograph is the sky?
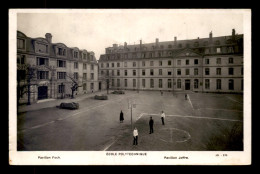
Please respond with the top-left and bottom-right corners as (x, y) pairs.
(17, 9), (244, 60)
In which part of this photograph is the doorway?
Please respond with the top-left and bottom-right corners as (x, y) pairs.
(185, 80), (190, 90)
(38, 86), (48, 100)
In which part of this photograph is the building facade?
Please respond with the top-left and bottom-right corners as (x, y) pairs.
(17, 31), (99, 104)
(98, 29), (243, 93)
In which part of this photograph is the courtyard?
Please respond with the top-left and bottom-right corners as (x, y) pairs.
(17, 90), (243, 151)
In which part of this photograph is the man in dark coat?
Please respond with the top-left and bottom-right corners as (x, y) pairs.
(120, 110), (124, 123)
(149, 116), (154, 134)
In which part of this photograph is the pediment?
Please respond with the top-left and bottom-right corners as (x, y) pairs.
(174, 48), (202, 58)
(35, 38), (49, 44)
(17, 31), (27, 38)
(55, 43), (68, 48)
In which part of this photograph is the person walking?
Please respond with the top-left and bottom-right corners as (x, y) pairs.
(161, 111), (165, 125)
(149, 116), (154, 134)
(133, 127), (138, 145)
(119, 110), (124, 123)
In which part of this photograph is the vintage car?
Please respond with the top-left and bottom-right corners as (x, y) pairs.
(94, 94), (108, 100)
(59, 102), (79, 110)
(111, 90), (125, 94)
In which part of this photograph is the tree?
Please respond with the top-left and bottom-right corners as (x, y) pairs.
(66, 73), (83, 98)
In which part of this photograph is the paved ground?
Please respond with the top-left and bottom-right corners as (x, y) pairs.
(17, 90), (243, 151)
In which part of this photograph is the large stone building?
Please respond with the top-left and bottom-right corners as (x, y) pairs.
(17, 31), (99, 104)
(98, 29), (243, 93)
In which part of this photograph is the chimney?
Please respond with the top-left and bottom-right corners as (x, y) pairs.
(197, 37), (200, 40)
(174, 37), (177, 46)
(124, 42), (127, 48)
(209, 31), (213, 43)
(45, 33), (52, 43)
(156, 38), (159, 47)
(232, 29), (236, 41)
(113, 44), (118, 48)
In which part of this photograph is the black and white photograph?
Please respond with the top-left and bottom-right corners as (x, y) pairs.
(9, 9), (251, 165)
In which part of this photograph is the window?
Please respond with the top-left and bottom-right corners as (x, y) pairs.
(229, 79), (234, 90)
(168, 79), (172, 88)
(241, 67), (243, 75)
(112, 63), (114, 67)
(83, 53), (87, 60)
(17, 70), (26, 80)
(194, 59), (198, 65)
(83, 63), (87, 70)
(117, 70), (120, 76)
(216, 79), (221, 90)
(205, 68), (210, 75)
(159, 79), (163, 88)
(57, 72), (66, 79)
(133, 62), (136, 67)
(124, 62), (127, 67)
(194, 68), (198, 75)
(186, 60), (189, 65)
(158, 52), (162, 57)
(229, 68), (234, 75)
(17, 39), (25, 49)
(159, 69), (162, 75)
(177, 79), (181, 88)
(58, 84), (65, 93)
(125, 70), (127, 76)
(101, 70), (104, 75)
(37, 71), (49, 79)
(125, 79), (128, 87)
(125, 54), (128, 59)
(106, 63), (109, 68)
(36, 42), (49, 53)
(150, 61), (154, 66)
(168, 60), (172, 66)
(74, 62), (78, 69)
(241, 79), (243, 90)
(142, 79), (146, 88)
(205, 59), (209, 64)
(101, 63), (104, 68)
(83, 83), (87, 90)
(74, 72), (78, 80)
(228, 47), (234, 53)
(217, 68), (221, 75)
(205, 79), (210, 89)
(112, 79), (114, 87)
(185, 69), (190, 75)
(142, 61), (145, 67)
(229, 57), (234, 64)
(83, 73), (87, 80)
(150, 69), (154, 76)
(217, 58), (221, 64)
(142, 69), (145, 76)
(149, 52), (153, 57)
(177, 60), (181, 65)
(106, 70), (109, 76)
(37, 57), (49, 66)
(194, 79), (199, 89)
(74, 51), (78, 58)
(90, 55), (94, 61)
(150, 79), (154, 88)
(91, 73), (94, 80)
(216, 47), (221, 53)
(177, 69), (181, 75)
(117, 79), (120, 87)
(112, 70), (114, 76)
(133, 79), (136, 87)
(117, 62), (120, 67)
(133, 70), (136, 76)
(159, 61), (162, 66)
(168, 70), (172, 76)
(17, 55), (25, 65)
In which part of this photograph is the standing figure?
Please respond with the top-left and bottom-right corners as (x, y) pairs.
(149, 117), (154, 134)
(120, 110), (124, 123)
(185, 93), (188, 100)
(133, 127), (138, 145)
(161, 111), (165, 125)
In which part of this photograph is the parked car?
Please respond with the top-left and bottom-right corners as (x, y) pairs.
(59, 102), (79, 110)
(94, 95), (108, 100)
(111, 90), (125, 94)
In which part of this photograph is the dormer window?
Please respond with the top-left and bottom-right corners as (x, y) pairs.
(57, 47), (66, 56)
(17, 38), (25, 49)
(74, 51), (79, 58)
(36, 42), (49, 54)
(83, 53), (87, 60)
